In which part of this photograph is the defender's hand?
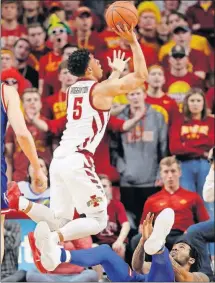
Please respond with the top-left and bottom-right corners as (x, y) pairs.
(107, 50), (130, 73)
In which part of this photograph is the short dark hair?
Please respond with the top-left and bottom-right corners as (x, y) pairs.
(167, 10), (188, 24)
(175, 239), (199, 272)
(2, 0), (18, 5)
(14, 37), (31, 48)
(68, 49), (90, 77)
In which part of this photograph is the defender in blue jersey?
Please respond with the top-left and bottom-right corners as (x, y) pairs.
(32, 209), (175, 281)
(1, 83), (48, 262)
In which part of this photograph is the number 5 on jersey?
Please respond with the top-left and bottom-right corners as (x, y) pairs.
(73, 97), (83, 120)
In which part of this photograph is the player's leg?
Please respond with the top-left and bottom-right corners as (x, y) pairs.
(7, 181), (70, 231)
(38, 223), (140, 283)
(143, 208), (175, 282)
(45, 154), (108, 244)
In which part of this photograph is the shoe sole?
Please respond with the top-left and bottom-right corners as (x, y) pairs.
(28, 232), (47, 273)
(144, 208), (175, 255)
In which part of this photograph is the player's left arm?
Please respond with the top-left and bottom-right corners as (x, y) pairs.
(170, 255), (209, 282)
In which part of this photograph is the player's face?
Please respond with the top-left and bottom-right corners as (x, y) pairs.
(76, 14), (93, 32)
(160, 163), (181, 188)
(29, 158), (48, 180)
(170, 243), (194, 267)
(173, 31), (191, 47)
(14, 40), (31, 62)
(127, 88), (145, 107)
(49, 27), (68, 49)
(148, 68), (165, 88)
(62, 47), (78, 61)
(2, 3), (18, 21)
(188, 93), (204, 115)
(59, 68), (77, 87)
(138, 12), (157, 30)
(101, 179), (112, 200)
(1, 53), (14, 70)
(23, 92), (42, 114)
(88, 54), (103, 80)
(28, 27), (46, 48)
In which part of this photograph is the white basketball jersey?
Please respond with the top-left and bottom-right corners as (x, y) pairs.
(54, 79), (110, 158)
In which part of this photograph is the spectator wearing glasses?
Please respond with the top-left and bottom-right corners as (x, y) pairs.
(169, 88), (214, 216)
(1, 0), (27, 49)
(1, 67), (31, 95)
(163, 45), (204, 112)
(161, 26), (209, 79)
(14, 38), (39, 88)
(39, 14), (69, 97)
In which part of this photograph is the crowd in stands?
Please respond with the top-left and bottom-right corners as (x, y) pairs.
(1, 0), (214, 282)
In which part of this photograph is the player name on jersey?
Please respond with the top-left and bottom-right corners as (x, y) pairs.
(70, 86), (89, 95)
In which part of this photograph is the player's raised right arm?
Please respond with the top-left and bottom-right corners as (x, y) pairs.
(4, 85), (47, 191)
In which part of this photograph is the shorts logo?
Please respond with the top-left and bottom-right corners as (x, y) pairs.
(87, 195), (103, 207)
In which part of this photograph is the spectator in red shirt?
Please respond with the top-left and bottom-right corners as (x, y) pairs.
(169, 88), (214, 204)
(163, 45), (204, 112)
(26, 237), (98, 282)
(5, 88), (52, 182)
(131, 156), (209, 253)
(1, 0), (27, 50)
(161, 26), (209, 79)
(92, 174), (130, 280)
(70, 7), (107, 56)
(14, 38), (39, 88)
(145, 65), (180, 126)
(39, 14), (69, 97)
(27, 23), (51, 61)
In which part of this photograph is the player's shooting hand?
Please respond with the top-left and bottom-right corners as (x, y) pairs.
(112, 24), (136, 43)
(107, 50), (130, 73)
(141, 212), (154, 243)
(32, 168), (48, 194)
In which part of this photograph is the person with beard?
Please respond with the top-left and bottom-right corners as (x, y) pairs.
(132, 212), (209, 282)
(14, 38), (39, 88)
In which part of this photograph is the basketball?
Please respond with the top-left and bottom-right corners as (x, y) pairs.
(105, 1), (138, 30)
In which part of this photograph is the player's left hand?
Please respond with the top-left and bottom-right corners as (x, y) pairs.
(32, 168), (48, 194)
(107, 50), (130, 73)
(112, 240), (124, 253)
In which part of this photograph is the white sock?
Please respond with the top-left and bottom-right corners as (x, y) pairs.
(19, 198), (69, 231)
(56, 218), (101, 241)
(19, 196), (30, 211)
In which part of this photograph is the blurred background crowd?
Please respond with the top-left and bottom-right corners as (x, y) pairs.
(1, 0), (214, 282)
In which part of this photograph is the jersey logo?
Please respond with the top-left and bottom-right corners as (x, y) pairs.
(87, 195), (103, 207)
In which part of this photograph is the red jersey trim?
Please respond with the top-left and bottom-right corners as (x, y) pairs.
(1, 83), (7, 113)
(89, 82), (110, 112)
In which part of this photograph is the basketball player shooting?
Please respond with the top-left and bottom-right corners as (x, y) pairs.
(8, 24), (148, 255)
